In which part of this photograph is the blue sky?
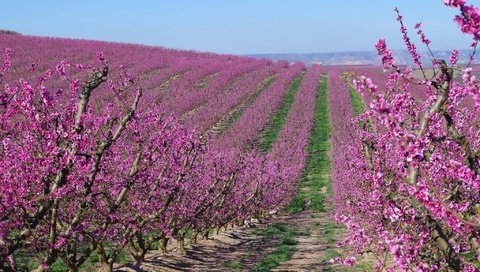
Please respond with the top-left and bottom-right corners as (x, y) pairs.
(0, 0), (472, 54)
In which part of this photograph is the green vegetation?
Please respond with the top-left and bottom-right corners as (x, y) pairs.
(324, 249), (342, 262)
(464, 251), (480, 268)
(116, 251), (131, 265)
(221, 260), (245, 270)
(257, 222), (288, 237)
(287, 75), (331, 213)
(16, 258), (79, 272)
(14, 254), (39, 271)
(347, 86), (364, 116)
(352, 262), (375, 271)
(342, 72), (364, 116)
(314, 222), (337, 243)
(324, 249), (375, 272)
(252, 75), (333, 271)
(321, 75), (373, 272)
(252, 223), (298, 272)
(14, 248), (130, 271)
(252, 245), (295, 272)
(259, 73), (304, 152)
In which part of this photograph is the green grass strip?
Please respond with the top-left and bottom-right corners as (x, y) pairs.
(347, 86), (364, 116)
(314, 222), (337, 243)
(252, 223), (298, 272)
(221, 260), (245, 270)
(259, 73), (305, 152)
(319, 74), (375, 272)
(286, 74), (331, 213)
(14, 246), (131, 272)
(342, 71), (364, 116)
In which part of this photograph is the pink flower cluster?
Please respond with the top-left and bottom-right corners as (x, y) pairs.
(445, 0), (480, 40)
(1, 48), (11, 76)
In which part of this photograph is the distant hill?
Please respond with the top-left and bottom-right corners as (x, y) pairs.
(249, 49), (474, 66)
(0, 29), (21, 35)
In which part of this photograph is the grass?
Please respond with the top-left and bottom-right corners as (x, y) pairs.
(259, 73), (304, 152)
(314, 222), (337, 243)
(252, 75), (332, 271)
(286, 74), (331, 213)
(342, 72), (364, 116)
(348, 86), (364, 116)
(320, 74), (374, 272)
(252, 74), (366, 271)
(324, 249), (342, 262)
(14, 254), (40, 271)
(323, 250), (375, 272)
(15, 258), (72, 272)
(252, 245), (295, 272)
(252, 223), (298, 272)
(323, 223), (336, 243)
(347, 86), (364, 116)
(116, 251), (131, 264)
(14, 246), (130, 271)
(221, 260), (245, 270)
(352, 262), (375, 271)
(257, 222), (289, 237)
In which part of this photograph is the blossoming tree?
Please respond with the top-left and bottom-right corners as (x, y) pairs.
(334, 1), (480, 271)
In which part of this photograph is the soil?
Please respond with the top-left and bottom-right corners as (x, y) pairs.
(113, 209), (346, 272)
(270, 211), (335, 272)
(114, 218), (279, 271)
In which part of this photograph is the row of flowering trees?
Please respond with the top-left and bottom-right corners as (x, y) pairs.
(216, 63), (306, 150)
(332, 1), (480, 271)
(0, 46), (311, 272)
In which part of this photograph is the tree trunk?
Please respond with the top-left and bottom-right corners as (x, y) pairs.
(97, 243), (114, 272)
(30, 264), (48, 272)
(67, 265), (79, 272)
(203, 229), (210, 240)
(428, 217), (462, 271)
(64, 238), (80, 272)
(5, 255), (17, 272)
(65, 253), (79, 272)
(99, 261), (113, 272)
(128, 241), (146, 262)
(176, 235), (185, 256)
(66, 242), (94, 271)
(127, 233), (148, 262)
(191, 231), (199, 244)
(159, 237), (169, 254)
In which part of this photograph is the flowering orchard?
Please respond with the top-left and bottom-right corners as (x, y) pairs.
(4, 0), (480, 271)
(0, 31), (323, 271)
(332, 1), (480, 271)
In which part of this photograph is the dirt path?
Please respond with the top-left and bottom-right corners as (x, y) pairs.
(112, 74), (352, 272)
(113, 209), (344, 272)
(270, 211), (335, 272)
(114, 218), (280, 272)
